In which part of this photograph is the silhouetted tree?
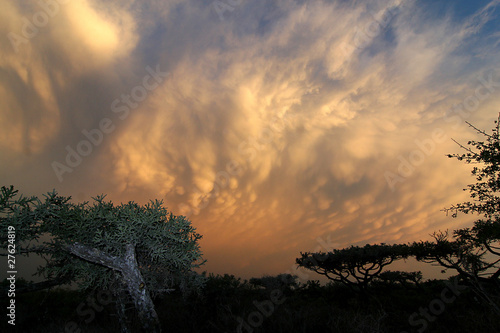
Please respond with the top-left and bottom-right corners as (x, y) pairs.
(374, 270), (423, 289)
(443, 118), (500, 281)
(0, 186), (205, 332)
(410, 231), (487, 281)
(410, 118), (500, 283)
(296, 243), (411, 292)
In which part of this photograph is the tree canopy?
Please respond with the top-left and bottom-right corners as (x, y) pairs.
(409, 119), (500, 282)
(296, 243), (412, 292)
(442, 119), (500, 280)
(1, 186), (205, 332)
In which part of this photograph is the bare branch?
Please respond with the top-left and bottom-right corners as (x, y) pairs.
(450, 138), (479, 157)
(465, 121), (494, 139)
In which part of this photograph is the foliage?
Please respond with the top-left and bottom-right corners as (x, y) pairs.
(249, 273), (299, 291)
(1, 186), (204, 290)
(423, 118), (500, 281)
(0, 186), (205, 332)
(4, 275), (500, 333)
(296, 243), (412, 291)
(373, 270), (423, 289)
(410, 230), (493, 282)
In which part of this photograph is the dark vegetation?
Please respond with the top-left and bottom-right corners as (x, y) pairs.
(1, 118), (500, 332)
(0, 273), (499, 332)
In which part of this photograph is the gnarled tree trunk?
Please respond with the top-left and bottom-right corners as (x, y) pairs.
(121, 243), (161, 332)
(67, 242), (162, 333)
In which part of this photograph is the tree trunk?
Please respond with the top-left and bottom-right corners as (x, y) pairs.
(67, 242), (162, 332)
(111, 278), (132, 333)
(121, 243), (162, 333)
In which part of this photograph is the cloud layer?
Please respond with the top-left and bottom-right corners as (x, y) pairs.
(2, 0), (500, 279)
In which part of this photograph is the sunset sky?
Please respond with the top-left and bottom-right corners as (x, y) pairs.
(1, 0), (500, 281)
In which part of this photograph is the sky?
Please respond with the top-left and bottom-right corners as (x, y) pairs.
(1, 0), (500, 282)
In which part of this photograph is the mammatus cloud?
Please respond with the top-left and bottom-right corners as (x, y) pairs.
(1, 0), (500, 279)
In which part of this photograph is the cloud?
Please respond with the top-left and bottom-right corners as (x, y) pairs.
(1, 0), (500, 279)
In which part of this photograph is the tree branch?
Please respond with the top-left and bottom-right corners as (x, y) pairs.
(450, 138), (480, 157)
(465, 121), (494, 139)
(66, 242), (124, 271)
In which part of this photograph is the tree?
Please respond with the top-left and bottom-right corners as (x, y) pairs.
(374, 270), (423, 289)
(296, 243), (411, 292)
(442, 118), (500, 281)
(403, 118), (500, 314)
(412, 118), (500, 283)
(410, 230), (492, 282)
(0, 186), (205, 332)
